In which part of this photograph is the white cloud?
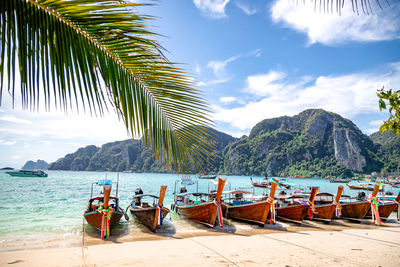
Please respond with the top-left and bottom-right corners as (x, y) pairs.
(219, 96), (237, 104)
(0, 140), (16, 146)
(245, 71), (286, 97)
(271, 0), (400, 45)
(197, 77), (231, 87)
(194, 63), (201, 75)
(369, 120), (384, 127)
(236, 1), (258, 15)
(213, 63), (400, 130)
(197, 54), (241, 87)
(363, 119), (384, 134)
(0, 115), (32, 124)
(208, 54), (241, 77)
(247, 49), (262, 58)
(193, 0), (230, 19)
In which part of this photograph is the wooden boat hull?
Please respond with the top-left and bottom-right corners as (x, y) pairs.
(176, 202), (217, 228)
(84, 209), (124, 231)
(276, 205), (309, 224)
(222, 201), (271, 226)
(366, 203), (397, 221)
(312, 204), (336, 222)
(129, 206), (170, 232)
(339, 202), (370, 220)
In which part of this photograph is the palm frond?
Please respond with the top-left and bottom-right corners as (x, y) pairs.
(306, 0), (392, 15)
(0, 0), (215, 174)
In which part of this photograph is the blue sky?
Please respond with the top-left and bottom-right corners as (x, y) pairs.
(1, 0), (400, 168)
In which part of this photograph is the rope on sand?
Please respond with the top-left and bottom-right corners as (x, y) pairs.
(81, 216), (87, 267)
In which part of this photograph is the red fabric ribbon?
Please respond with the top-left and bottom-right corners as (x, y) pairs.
(267, 196), (275, 225)
(214, 200), (223, 228)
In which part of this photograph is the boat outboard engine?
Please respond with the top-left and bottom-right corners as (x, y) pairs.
(180, 187), (187, 193)
(134, 188), (144, 205)
(356, 191), (366, 201)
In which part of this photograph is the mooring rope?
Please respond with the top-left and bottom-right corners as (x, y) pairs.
(81, 216), (87, 267)
(188, 231), (240, 267)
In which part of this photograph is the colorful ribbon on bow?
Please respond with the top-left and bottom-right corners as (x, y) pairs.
(333, 199), (341, 218)
(214, 200), (223, 228)
(380, 184), (386, 200)
(393, 199), (399, 221)
(267, 196), (275, 225)
(272, 177), (287, 194)
(156, 204), (163, 225)
(368, 195), (381, 225)
(98, 205), (113, 238)
(301, 200), (315, 220)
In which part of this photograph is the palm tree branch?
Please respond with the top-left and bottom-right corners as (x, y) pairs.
(0, 0), (215, 173)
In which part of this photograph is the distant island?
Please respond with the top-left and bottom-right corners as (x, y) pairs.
(22, 159), (50, 170)
(49, 109), (400, 177)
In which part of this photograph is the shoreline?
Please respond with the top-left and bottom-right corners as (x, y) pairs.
(1, 222), (399, 267)
(1, 218), (399, 266)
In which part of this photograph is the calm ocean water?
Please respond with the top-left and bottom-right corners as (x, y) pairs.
(0, 170), (398, 250)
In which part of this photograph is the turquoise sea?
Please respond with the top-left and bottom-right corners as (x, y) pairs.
(0, 170), (398, 251)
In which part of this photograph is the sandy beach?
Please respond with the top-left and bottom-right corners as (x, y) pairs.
(1, 219), (399, 267)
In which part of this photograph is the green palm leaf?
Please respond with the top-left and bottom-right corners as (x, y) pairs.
(308, 0), (391, 15)
(0, 0), (215, 174)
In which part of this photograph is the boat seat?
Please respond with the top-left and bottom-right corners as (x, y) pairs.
(142, 202), (150, 208)
(232, 200), (252, 205)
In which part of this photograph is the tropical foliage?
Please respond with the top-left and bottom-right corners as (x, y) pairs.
(378, 87), (400, 135)
(0, 0), (214, 174)
(50, 109), (400, 178)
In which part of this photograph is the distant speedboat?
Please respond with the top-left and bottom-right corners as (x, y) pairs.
(6, 169), (48, 177)
(198, 174), (217, 179)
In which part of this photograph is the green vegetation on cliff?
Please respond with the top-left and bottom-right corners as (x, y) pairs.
(50, 109), (398, 177)
(370, 131), (400, 173)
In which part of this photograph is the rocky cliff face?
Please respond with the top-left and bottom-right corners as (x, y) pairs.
(22, 159), (50, 170)
(333, 127), (366, 172)
(50, 128), (237, 173)
(50, 109), (390, 177)
(223, 109), (381, 176)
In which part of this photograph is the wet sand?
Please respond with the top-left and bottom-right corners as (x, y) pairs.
(1, 217), (399, 266)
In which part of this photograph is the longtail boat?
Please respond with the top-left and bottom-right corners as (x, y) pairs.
(171, 177), (226, 228)
(275, 187), (318, 224)
(221, 178), (279, 226)
(330, 178), (350, 183)
(127, 185), (170, 232)
(339, 182), (381, 221)
(311, 186), (344, 223)
(366, 191), (400, 222)
(250, 177), (291, 190)
(83, 179), (126, 238)
(346, 182), (380, 191)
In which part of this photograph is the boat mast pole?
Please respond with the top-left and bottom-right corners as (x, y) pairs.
(152, 185), (168, 231)
(335, 185), (344, 203)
